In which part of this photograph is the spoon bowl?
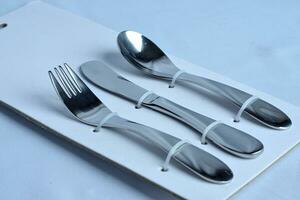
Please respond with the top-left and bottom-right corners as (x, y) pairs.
(117, 30), (179, 79)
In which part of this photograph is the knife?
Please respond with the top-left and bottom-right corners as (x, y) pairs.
(80, 60), (263, 158)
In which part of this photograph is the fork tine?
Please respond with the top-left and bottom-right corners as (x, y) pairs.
(48, 71), (71, 99)
(62, 63), (82, 93)
(58, 65), (78, 95)
(64, 63), (87, 92)
(54, 67), (74, 97)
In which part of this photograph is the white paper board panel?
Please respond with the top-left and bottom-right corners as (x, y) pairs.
(0, 2), (299, 199)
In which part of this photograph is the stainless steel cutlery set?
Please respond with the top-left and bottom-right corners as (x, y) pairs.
(48, 31), (292, 184)
(117, 31), (292, 130)
(80, 60), (263, 159)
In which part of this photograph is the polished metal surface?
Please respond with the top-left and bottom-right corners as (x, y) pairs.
(81, 61), (148, 102)
(48, 63), (233, 183)
(117, 30), (292, 130)
(80, 60), (264, 159)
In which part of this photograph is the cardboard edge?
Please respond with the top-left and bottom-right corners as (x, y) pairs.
(0, 100), (184, 200)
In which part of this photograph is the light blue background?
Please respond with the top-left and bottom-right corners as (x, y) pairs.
(1, 0), (300, 199)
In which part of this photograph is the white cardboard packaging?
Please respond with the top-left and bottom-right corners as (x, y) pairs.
(0, 2), (299, 199)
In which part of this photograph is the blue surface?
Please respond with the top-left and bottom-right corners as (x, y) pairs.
(0, 1), (300, 199)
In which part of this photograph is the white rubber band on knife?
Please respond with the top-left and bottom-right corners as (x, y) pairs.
(135, 91), (154, 109)
(234, 96), (259, 123)
(169, 70), (185, 88)
(94, 112), (118, 132)
(201, 121), (222, 144)
(162, 140), (188, 172)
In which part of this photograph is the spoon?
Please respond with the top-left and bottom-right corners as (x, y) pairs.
(117, 30), (292, 130)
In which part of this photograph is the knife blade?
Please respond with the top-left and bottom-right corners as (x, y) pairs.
(80, 60), (264, 158)
(81, 61), (148, 103)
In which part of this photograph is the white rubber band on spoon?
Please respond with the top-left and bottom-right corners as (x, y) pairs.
(169, 70), (185, 88)
(234, 96), (259, 122)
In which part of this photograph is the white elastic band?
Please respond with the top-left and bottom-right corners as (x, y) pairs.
(169, 70), (185, 88)
(94, 112), (118, 132)
(135, 91), (154, 109)
(201, 121), (222, 144)
(161, 140), (188, 172)
(234, 96), (259, 122)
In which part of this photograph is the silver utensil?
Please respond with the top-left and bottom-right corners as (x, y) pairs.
(48, 63), (233, 183)
(117, 30), (292, 130)
(80, 60), (263, 159)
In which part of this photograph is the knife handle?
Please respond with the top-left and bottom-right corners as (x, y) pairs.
(143, 96), (263, 158)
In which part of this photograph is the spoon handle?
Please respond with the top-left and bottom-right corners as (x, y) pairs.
(104, 115), (233, 183)
(177, 72), (291, 130)
(143, 96), (263, 158)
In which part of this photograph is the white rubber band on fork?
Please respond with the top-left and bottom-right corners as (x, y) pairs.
(169, 70), (185, 88)
(234, 96), (259, 123)
(135, 91), (154, 109)
(93, 112), (118, 132)
(201, 121), (222, 144)
(161, 140), (188, 172)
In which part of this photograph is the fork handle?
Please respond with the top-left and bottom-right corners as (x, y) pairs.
(103, 115), (233, 183)
(143, 96), (263, 158)
(177, 72), (291, 130)
(104, 115), (179, 151)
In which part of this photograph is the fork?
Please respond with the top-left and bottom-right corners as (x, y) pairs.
(48, 63), (233, 183)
